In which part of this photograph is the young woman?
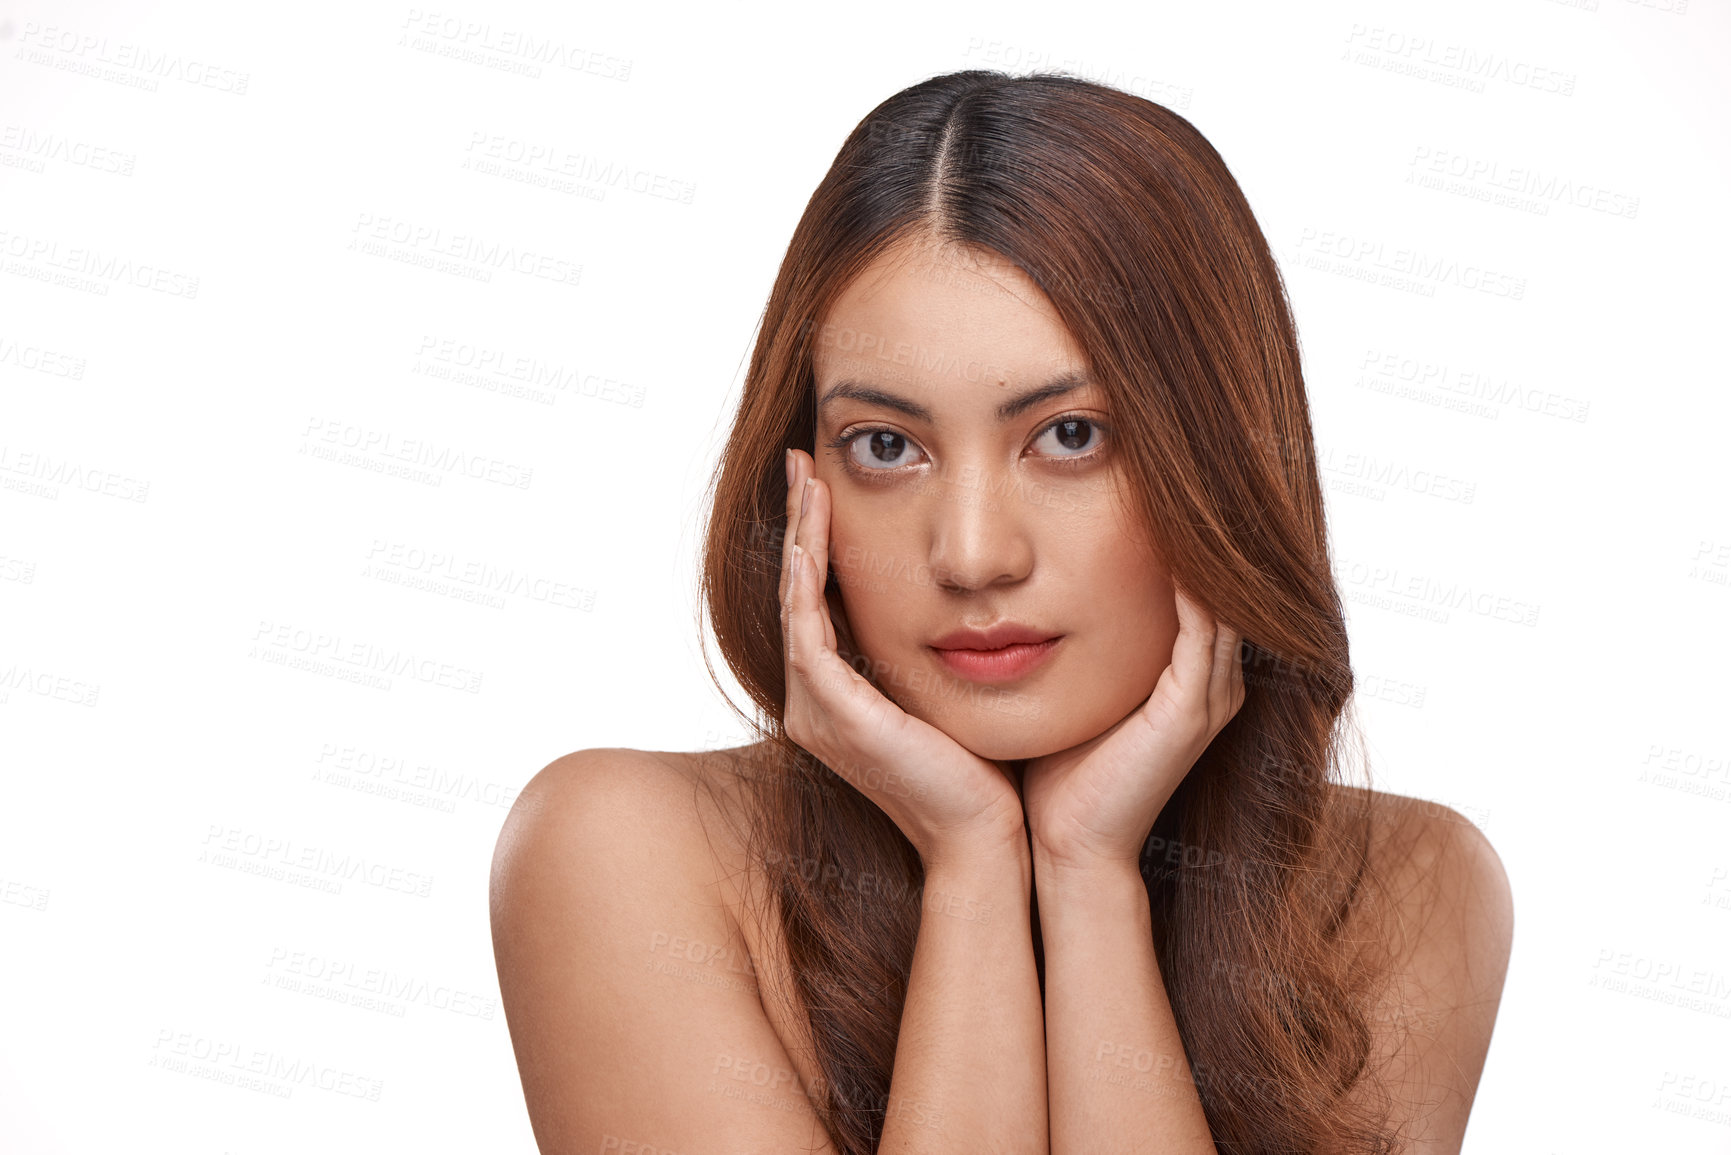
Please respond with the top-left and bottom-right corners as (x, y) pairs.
(491, 70), (1513, 1155)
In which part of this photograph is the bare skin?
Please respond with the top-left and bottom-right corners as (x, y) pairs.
(489, 235), (1514, 1153)
(492, 746), (1511, 1153)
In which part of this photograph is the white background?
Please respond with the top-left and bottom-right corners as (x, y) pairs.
(2, 0), (1728, 1151)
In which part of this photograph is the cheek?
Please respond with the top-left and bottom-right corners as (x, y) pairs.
(825, 501), (914, 639)
(1101, 585), (1179, 684)
(1078, 531), (1179, 685)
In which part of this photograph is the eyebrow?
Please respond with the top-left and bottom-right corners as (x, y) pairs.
(817, 371), (1092, 424)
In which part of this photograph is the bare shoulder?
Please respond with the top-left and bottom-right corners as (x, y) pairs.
(492, 743), (774, 912)
(494, 745), (736, 863)
(488, 745), (836, 1154)
(492, 747), (737, 946)
(1332, 785), (1514, 1152)
(1352, 786), (1514, 960)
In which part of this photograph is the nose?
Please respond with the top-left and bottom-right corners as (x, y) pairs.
(925, 464), (1035, 592)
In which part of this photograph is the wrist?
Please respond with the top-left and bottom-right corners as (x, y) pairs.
(921, 822), (1032, 885)
(1033, 849), (1151, 930)
(1031, 831), (1142, 876)
(1031, 836), (1144, 886)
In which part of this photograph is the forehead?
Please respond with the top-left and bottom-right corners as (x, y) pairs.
(811, 238), (1090, 405)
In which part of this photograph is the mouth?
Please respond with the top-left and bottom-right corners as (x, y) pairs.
(928, 633), (1063, 685)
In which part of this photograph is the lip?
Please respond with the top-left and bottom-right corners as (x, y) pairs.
(929, 624), (1064, 685)
(930, 623), (1061, 651)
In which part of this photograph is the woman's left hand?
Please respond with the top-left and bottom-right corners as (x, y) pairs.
(1022, 585), (1247, 872)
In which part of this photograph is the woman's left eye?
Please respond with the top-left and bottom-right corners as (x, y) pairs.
(1033, 416), (1105, 459)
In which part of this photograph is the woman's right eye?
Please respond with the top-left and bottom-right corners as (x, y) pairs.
(838, 429), (928, 473)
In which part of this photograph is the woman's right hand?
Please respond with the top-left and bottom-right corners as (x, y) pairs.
(779, 448), (1028, 869)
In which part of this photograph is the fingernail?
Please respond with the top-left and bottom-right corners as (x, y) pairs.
(800, 476), (813, 517)
(785, 448), (794, 490)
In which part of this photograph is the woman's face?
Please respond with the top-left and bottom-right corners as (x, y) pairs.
(810, 234), (1180, 764)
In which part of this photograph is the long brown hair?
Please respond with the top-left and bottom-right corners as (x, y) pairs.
(697, 69), (1406, 1154)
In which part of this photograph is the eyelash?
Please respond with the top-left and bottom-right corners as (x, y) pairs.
(824, 411), (1111, 479)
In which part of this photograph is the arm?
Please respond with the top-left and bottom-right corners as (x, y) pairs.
(1034, 800), (1515, 1155)
(1324, 801), (1514, 1153)
(1034, 847), (1217, 1154)
(879, 832), (1047, 1153)
(491, 749), (844, 1154)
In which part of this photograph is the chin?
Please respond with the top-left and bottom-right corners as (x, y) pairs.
(898, 690), (1084, 763)
(949, 725), (1050, 764)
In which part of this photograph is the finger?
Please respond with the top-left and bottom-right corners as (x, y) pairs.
(797, 484), (841, 658)
(1208, 623), (1241, 724)
(794, 475), (827, 584)
(779, 448), (808, 610)
(820, 581), (839, 654)
(1208, 621), (1235, 685)
(789, 541), (876, 722)
(797, 474), (837, 650)
(780, 454), (812, 668)
(1169, 584), (1219, 706)
(1232, 630), (1247, 714)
